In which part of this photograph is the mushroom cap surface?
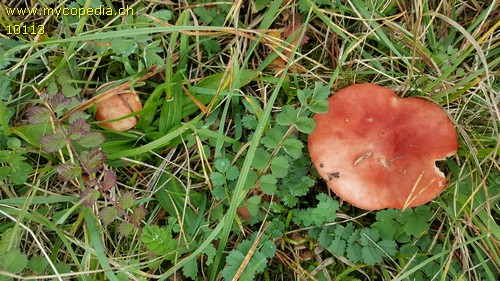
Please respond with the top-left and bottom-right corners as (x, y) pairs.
(95, 91), (142, 131)
(308, 83), (458, 210)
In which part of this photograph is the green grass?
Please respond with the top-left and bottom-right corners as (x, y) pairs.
(0, 0), (498, 280)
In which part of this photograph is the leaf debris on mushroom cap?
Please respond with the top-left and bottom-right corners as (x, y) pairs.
(308, 83), (458, 210)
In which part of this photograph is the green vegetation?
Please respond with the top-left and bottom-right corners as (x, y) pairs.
(0, 0), (498, 280)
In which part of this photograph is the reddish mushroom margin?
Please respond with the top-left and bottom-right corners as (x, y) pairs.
(308, 84), (458, 210)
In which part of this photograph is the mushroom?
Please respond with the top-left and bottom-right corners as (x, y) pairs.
(308, 83), (458, 210)
(95, 91), (142, 131)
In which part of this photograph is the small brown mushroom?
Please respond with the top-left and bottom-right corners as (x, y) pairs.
(95, 91), (142, 131)
(308, 84), (458, 210)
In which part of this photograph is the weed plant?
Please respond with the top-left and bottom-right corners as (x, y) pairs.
(0, 0), (498, 280)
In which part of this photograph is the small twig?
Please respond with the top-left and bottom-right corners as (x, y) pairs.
(60, 65), (165, 122)
(310, 257), (333, 280)
(233, 222), (270, 281)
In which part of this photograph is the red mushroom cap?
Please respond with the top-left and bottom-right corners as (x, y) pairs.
(308, 84), (458, 210)
(95, 91), (142, 131)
